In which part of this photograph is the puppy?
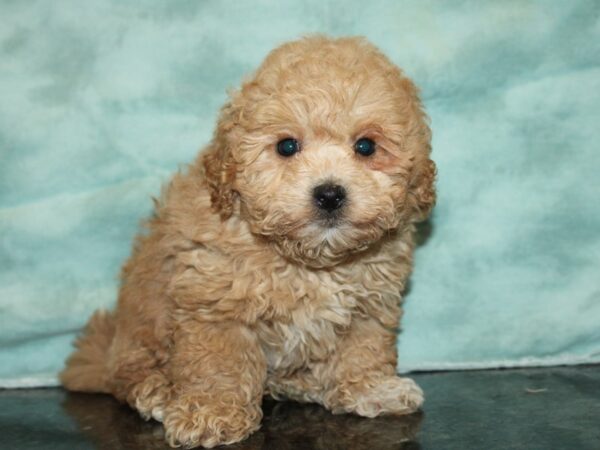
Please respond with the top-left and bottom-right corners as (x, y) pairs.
(61, 35), (436, 448)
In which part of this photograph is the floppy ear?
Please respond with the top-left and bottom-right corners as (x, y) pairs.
(398, 77), (437, 223)
(203, 101), (240, 219)
(408, 154), (437, 222)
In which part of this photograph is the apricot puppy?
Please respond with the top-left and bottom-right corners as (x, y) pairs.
(61, 35), (436, 448)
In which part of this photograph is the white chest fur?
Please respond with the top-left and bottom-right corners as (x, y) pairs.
(256, 293), (356, 373)
(246, 243), (408, 374)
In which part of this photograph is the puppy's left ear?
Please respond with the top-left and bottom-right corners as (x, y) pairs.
(203, 100), (240, 220)
(400, 77), (437, 223)
(408, 154), (437, 222)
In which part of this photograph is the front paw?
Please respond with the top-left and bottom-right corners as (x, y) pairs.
(163, 397), (262, 448)
(332, 376), (424, 418)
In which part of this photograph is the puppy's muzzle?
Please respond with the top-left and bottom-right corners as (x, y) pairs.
(313, 183), (346, 213)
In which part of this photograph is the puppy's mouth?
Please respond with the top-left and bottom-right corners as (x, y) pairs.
(315, 209), (344, 228)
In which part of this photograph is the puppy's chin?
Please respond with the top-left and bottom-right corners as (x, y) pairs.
(268, 222), (387, 268)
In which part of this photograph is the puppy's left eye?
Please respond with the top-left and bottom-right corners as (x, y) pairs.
(354, 138), (376, 156)
(277, 138), (300, 157)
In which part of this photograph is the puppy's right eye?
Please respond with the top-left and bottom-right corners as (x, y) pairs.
(277, 138), (300, 157)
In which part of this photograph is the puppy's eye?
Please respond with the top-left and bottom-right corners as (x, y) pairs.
(277, 138), (300, 157)
(354, 138), (376, 157)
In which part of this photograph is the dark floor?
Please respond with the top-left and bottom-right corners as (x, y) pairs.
(0, 365), (599, 450)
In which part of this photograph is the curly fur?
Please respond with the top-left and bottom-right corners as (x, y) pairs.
(61, 35), (436, 448)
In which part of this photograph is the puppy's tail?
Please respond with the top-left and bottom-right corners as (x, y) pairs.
(60, 309), (115, 393)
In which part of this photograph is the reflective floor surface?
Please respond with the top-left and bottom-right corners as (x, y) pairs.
(1, 365), (598, 449)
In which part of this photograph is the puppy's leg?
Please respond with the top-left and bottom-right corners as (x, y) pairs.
(163, 320), (266, 448)
(321, 318), (423, 417)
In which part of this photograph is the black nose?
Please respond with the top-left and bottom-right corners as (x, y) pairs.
(313, 183), (346, 212)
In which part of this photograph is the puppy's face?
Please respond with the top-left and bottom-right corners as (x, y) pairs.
(204, 37), (435, 267)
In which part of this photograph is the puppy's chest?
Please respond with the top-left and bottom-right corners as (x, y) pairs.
(251, 270), (359, 372)
(175, 244), (403, 370)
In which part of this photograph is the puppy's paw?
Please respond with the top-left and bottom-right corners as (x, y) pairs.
(163, 398), (262, 448)
(333, 376), (424, 418)
(366, 376), (423, 417)
(131, 373), (171, 422)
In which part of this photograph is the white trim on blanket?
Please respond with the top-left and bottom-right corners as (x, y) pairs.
(399, 354), (600, 373)
(0, 374), (60, 389)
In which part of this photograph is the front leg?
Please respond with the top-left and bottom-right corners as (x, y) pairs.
(322, 318), (423, 418)
(163, 320), (266, 448)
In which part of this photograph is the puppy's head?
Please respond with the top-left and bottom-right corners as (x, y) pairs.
(204, 36), (435, 267)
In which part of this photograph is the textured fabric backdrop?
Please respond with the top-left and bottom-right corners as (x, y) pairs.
(1, 0), (599, 387)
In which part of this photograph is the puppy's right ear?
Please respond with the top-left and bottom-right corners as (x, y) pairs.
(203, 101), (240, 219)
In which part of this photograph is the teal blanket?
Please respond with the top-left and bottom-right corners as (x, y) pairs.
(1, 0), (599, 387)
